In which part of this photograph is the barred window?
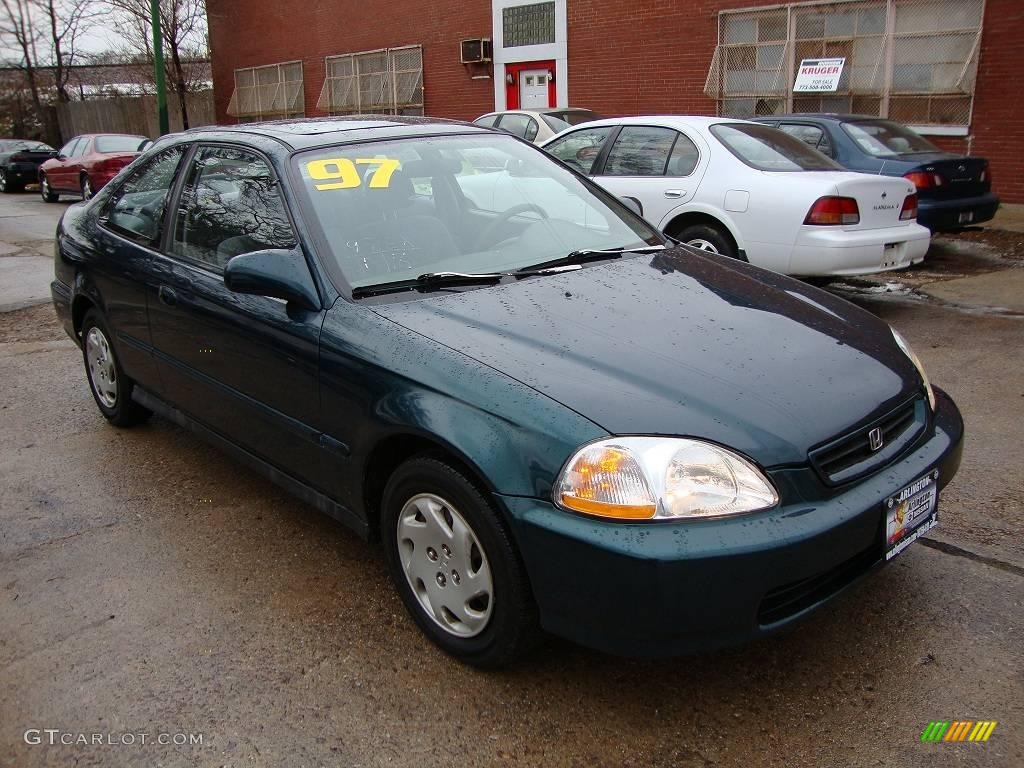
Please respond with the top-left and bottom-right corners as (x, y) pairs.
(705, 0), (984, 127)
(317, 46), (424, 116)
(227, 61), (304, 121)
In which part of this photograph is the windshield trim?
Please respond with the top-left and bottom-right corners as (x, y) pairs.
(287, 131), (665, 304)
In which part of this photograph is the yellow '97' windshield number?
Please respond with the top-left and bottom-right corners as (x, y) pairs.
(307, 158), (401, 191)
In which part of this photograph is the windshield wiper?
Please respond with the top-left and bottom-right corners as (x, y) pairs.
(351, 264), (584, 298)
(523, 244), (667, 272)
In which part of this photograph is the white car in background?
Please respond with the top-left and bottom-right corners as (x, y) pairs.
(540, 116), (931, 277)
(474, 108), (602, 145)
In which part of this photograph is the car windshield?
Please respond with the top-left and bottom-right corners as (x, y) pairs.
(95, 135), (146, 153)
(292, 133), (661, 291)
(541, 110), (602, 132)
(710, 122), (841, 171)
(840, 120), (940, 157)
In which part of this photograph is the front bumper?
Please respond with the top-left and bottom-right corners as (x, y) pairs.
(51, 279), (77, 344)
(499, 387), (963, 658)
(917, 192), (1000, 232)
(789, 222), (931, 276)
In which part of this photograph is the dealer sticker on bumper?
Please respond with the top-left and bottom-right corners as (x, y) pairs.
(885, 470), (939, 561)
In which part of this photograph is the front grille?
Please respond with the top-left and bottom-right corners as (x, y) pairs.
(757, 542), (879, 626)
(809, 396), (925, 486)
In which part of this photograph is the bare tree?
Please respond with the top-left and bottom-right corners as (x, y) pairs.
(104, 0), (206, 128)
(0, 0), (97, 141)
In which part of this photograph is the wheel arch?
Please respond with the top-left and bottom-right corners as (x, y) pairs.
(361, 430), (501, 544)
(662, 209), (744, 254)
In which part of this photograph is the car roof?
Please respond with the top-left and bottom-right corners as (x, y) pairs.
(559, 115), (755, 131)
(182, 115), (490, 150)
(478, 108), (596, 118)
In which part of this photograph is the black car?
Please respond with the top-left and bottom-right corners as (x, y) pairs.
(754, 115), (999, 232)
(51, 117), (962, 667)
(0, 139), (55, 193)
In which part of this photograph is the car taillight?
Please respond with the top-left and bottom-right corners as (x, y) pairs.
(804, 196), (860, 226)
(980, 165), (990, 184)
(899, 193), (918, 221)
(904, 170), (944, 189)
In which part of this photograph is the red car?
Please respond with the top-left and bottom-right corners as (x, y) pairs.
(39, 133), (150, 202)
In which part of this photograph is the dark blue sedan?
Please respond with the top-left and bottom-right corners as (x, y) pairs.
(50, 117), (962, 667)
(755, 114), (999, 232)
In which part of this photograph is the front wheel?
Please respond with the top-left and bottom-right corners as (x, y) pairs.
(675, 223), (737, 259)
(80, 175), (94, 200)
(381, 457), (540, 668)
(40, 174), (59, 202)
(81, 310), (151, 427)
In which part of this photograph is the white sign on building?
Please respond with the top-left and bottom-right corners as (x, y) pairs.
(793, 57), (846, 93)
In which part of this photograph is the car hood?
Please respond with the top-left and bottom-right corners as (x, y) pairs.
(373, 249), (921, 467)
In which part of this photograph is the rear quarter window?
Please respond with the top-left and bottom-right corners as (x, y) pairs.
(710, 123), (840, 172)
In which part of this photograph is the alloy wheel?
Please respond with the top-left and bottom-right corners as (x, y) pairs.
(85, 326), (118, 408)
(0, 171), (7, 192)
(686, 238), (720, 253)
(82, 178), (93, 199)
(396, 493), (494, 638)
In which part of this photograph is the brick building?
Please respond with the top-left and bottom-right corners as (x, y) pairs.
(207, 0), (1023, 202)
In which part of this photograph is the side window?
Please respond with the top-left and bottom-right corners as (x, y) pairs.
(497, 113), (531, 139)
(544, 126), (614, 174)
(603, 126), (677, 176)
(59, 138), (80, 158)
(73, 138), (92, 157)
(474, 115), (499, 128)
(170, 146), (297, 273)
(779, 124), (832, 156)
(523, 118), (539, 142)
(667, 132), (700, 176)
(101, 145), (187, 244)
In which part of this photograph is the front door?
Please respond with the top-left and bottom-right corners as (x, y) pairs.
(147, 143), (331, 492)
(519, 69), (550, 109)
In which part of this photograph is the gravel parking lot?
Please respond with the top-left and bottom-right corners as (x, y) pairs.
(1, 193), (1021, 767)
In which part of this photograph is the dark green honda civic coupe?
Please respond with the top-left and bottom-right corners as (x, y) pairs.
(50, 117), (963, 667)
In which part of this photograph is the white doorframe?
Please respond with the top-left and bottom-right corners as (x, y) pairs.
(491, 0), (568, 110)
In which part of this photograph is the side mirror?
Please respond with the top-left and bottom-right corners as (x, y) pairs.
(224, 248), (320, 311)
(618, 196), (643, 217)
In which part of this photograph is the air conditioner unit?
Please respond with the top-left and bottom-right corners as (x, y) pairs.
(461, 38), (493, 64)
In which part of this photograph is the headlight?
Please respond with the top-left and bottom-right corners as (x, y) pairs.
(554, 437), (778, 521)
(891, 327), (936, 410)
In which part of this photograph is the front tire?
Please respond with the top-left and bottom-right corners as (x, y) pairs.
(81, 310), (151, 427)
(381, 456), (540, 668)
(80, 174), (93, 200)
(40, 174), (59, 202)
(675, 223), (737, 259)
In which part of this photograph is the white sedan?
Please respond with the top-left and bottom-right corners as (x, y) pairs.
(540, 116), (931, 277)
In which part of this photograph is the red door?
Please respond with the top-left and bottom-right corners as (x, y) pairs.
(505, 60), (556, 110)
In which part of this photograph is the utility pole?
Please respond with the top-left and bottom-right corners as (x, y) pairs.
(150, 0), (169, 135)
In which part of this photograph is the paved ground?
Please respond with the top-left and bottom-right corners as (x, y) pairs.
(1, 191), (1021, 767)
(0, 193), (68, 312)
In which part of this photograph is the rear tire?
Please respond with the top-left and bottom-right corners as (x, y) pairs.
(80, 309), (152, 427)
(0, 169), (23, 193)
(40, 174), (59, 202)
(675, 223), (737, 259)
(381, 456), (541, 668)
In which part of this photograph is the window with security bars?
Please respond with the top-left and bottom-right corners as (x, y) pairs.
(227, 61), (304, 121)
(317, 46), (424, 116)
(705, 0), (984, 127)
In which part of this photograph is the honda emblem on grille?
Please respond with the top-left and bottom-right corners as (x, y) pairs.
(868, 427), (884, 452)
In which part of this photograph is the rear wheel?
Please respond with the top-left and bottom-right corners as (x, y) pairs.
(675, 223), (737, 259)
(381, 456), (540, 668)
(40, 174), (59, 203)
(81, 310), (151, 427)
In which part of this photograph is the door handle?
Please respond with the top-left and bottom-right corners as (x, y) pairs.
(158, 285), (177, 306)
(664, 189), (686, 199)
